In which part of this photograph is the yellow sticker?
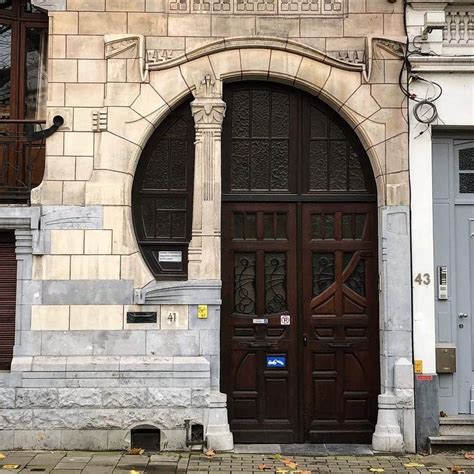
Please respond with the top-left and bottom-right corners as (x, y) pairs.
(414, 359), (423, 374)
(198, 305), (208, 319)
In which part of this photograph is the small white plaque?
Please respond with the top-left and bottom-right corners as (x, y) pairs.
(281, 314), (291, 326)
(253, 318), (268, 324)
(158, 251), (182, 263)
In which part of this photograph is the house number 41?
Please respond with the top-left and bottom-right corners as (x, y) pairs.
(414, 273), (431, 285)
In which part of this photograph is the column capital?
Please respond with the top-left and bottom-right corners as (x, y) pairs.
(191, 75), (226, 129)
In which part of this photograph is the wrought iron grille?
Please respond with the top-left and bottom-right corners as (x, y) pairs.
(0, 118), (46, 203)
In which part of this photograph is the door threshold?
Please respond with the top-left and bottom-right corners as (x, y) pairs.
(234, 444), (374, 456)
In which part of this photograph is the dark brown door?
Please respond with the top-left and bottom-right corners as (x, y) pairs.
(302, 203), (379, 443)
(222, 202), (299, 443)
(221, 81), (379, 443)
(0, 231), (16, 370)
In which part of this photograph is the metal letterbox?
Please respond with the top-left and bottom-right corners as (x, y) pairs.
(436, 345), (456, 373)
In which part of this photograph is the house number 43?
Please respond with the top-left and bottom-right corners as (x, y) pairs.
(414, 273), (431, 285)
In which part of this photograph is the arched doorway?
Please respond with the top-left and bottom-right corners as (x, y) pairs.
(220, 81), (379, 444)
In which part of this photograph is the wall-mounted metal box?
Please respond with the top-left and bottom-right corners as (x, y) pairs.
(436, 345), (456, 373)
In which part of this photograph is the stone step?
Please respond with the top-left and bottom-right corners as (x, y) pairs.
(439, 416), (474, 436)
(429, 435), (474, 453)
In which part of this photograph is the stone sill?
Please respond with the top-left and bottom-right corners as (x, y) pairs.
(11, 355), (210, 373)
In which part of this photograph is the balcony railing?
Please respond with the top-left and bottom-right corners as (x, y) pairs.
(0, 119), (46, 204)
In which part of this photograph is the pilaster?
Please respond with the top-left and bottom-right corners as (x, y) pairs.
(189, 75), (226, 281)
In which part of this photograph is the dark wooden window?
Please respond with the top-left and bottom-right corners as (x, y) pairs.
(223, 81), (375, 200)
(0, 231), (16, 371)
(132, 100), (195, 280)
(0, 0), (48, 201)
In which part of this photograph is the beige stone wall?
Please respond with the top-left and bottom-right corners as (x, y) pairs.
(29, 0), (408, 329)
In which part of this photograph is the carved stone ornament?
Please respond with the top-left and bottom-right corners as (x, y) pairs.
(104, 34), (148, 82)
(191, 75), (226, 127)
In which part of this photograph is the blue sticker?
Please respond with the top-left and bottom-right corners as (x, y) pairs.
(266, 355), (286, 368)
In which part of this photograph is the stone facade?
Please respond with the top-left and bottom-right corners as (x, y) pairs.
(0, 0), (414, 452)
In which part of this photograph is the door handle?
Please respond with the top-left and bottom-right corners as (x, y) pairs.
(327, 342), (354, 348)
(459, 313), (469, 319)
(303, 334), (308, 347)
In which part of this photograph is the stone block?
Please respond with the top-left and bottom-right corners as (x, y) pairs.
(239, 48), (271, 77)
(295, 57), (331, 92)
(211, 16), (254, 36)
(119, 356), (172, 371)
(371, 84), (405, 109)
(146, 331), (200, 357)
(32, 356), (67, 371)
(200, 329), (219, 356)
(78, 59), (107, 83)
(344, 85), (381, 119)
(0, 388), (15, 408)
(107, 0), (145, 10)
(383, 13), (404, 36)
(0, 430), (13, 449)
(51, 229), (84, 254)
(348, 0), (365, 13)
(48, 83), (65, 107)
(107, 59), (127, 82)
(300, 18), (343, 37)
(85, 170), (132, 206)
(131, 84), (167, 121)
(367, 0), (403, 13)
(14, 429), (61, 450)
(189, 305), (219, 330)
(256, 18), (299, 37)
(209, 50), (241, 80)
(66, 355), (120, 371)
(120, 252), (154, 289)
(93, 330), (146, 356)
(41, 205), (103, 230)
(168, 14), (211, 36)
(160, 305), (189, 330)
(49, 35), (66, 59)
(70, 305), (123, 330)
(76, 409), (124, 429)
(128, 13), (167, 35)
(68, 0), (105, 10)
(0, 409), (33, 429)
(32, 255), (70, 280)
(31, 305), (70, 331)
(64, 181), (86, 206)
(16, 388), (58, 408)
(191, 388), (210, 407)
(173, 356), (209, 372)
(10, 356), (33, 372)
(41, 331), (94, 356)
(148, 388), (191, 407)
(50, 59), (78, 83)
(79, 12), (127, 34)
(107, 429), (129, 450)
(102, 388), (148, 407)
(76, 156), (94, 181)
(269, 49), (302, 82)
(66, 83), (104, 107)
(70, 255), (120, 280)
(58, 388), (102, 407)
(46, 130), (64, 155)
(44, 156), (75, 181)
(60, 429), (108, 450)
(94, 132), (141, 174)
(67, 35), (105, 59)
(84, 230), (112, 255)
(343, 13), (384, 36)
(32, 409), (79, 429)
(50, 11), (78, 35)
(105, 83), (140, 106)
(149, 67), (190, 107)
(386, 133), (408, 174)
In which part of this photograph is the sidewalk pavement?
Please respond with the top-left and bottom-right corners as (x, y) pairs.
(0, 449), (473, 473)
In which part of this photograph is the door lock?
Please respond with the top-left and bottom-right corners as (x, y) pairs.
(459, 312), (469, 319)
(303, 334), (308, 346)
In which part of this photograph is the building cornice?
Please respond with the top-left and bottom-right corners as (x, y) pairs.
(410, 55), (474, 72)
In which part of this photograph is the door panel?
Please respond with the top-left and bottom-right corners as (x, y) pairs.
(301, 203), (379, 443)
(222, 202), (299, 443)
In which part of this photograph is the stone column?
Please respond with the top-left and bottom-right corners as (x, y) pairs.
(189, 75), (226, 280)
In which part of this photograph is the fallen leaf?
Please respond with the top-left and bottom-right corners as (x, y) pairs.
(257, 464), (270, 471)
(465, 453), (474, 460)
(0, 455), (5, 461)
(368, 469), (384, 473)
(127, 448), (144, 455)
(451, 467), (466, 474)
(203, 448), (216, 459)
(1, 466), (21, 471)
(404, 462), (425, 468)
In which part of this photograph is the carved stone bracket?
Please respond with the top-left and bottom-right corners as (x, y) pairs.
(188, 75), (226, 280)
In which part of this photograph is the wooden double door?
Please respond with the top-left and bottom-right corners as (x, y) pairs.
(221, 201), (379, 443)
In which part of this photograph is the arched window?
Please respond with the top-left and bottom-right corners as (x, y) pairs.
(132, 100), (195, 280)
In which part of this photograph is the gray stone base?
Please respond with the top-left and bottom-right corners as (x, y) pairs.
(0, 355), (234, 451)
